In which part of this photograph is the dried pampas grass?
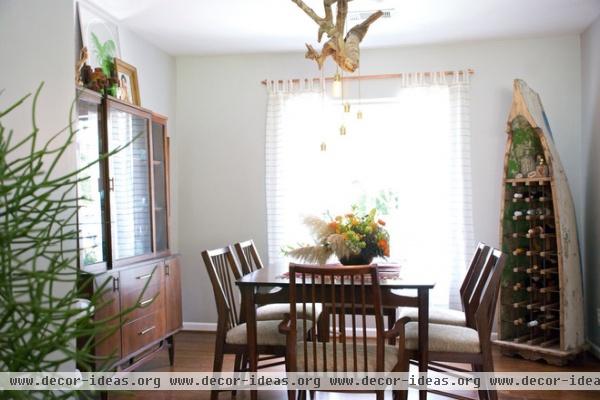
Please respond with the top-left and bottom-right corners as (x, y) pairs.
(326, 234), (354, 259)
(284, 245), (332, 265)
(303, 215), (335, 242)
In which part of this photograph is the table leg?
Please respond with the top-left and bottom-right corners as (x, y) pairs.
(241, 285), (257, 400)
(417, 288), (429, 400)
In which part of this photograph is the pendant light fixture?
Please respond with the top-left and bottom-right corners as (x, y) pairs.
(332, 70), (342, 98)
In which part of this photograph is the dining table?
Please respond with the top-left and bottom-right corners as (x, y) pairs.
(236, 263), (436, 400)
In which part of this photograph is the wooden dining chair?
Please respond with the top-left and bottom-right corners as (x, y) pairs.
(234, 240), (323, 324)
(279, 263), (411, 400)
(401, 248), (507, 400)
(202, 246), (310, 400)
(234, 239), (265, 274)
(398, 242), (491, 327)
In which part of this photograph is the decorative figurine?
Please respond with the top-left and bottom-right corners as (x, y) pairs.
(536, 154), (549, 177)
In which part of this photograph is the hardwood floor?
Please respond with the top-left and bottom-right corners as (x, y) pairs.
(110, 331), (600, 400)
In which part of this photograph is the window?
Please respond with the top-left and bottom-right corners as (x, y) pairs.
(266, 77), (473, 308)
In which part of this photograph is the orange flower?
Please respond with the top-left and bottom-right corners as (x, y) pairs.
(378, 239), (390, 257)
(377, 219), (386, 226)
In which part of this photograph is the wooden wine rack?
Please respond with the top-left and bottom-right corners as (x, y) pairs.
(494, 80), (585, 366)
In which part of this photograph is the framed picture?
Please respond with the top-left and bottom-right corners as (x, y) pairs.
(115, 58), (141, 106)
(77, 1), (121, 72)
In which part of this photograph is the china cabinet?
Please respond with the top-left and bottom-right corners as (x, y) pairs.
(76, 88), (182, 371)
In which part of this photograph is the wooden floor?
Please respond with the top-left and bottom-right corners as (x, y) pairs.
(110, 331), (600, 400)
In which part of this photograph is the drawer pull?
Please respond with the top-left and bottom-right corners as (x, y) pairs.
(136, 273), (153, 280)
(140, 297), (154, 306)
(138, 326), (156, 336)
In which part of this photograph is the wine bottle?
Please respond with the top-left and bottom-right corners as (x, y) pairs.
(540, 320), (559, 330)
(539, 285), (558, 294)
(513, 192), (524, 199)
(513, 318), (525, 326)
(526, 283), (540, 292)
(527, 226), (545, 236)
(526, 265), (540, 274)
(512, 300), (528, 308)
(513, 248), (527, 256)
(539, 267), (558, 275)
(526, 314), (556, 328)
(539, 302), (559, 312)
(526, 302), (541, 310)
(512, 266), (528, 273)
(513, 282), (524, 291)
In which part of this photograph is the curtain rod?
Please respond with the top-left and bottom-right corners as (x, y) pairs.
(261, 69), (474, 85)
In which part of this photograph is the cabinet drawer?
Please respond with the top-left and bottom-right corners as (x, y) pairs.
(120, 262), (163, 295)
(121, 283), (164, 323)
(121, 312), (165, 357)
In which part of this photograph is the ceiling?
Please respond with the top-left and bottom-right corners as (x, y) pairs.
(87, 0), (600, 55)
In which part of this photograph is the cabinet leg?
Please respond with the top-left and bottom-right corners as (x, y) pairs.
(167, 335), (175, 366)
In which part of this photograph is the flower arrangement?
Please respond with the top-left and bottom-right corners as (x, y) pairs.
(284, 208), (390, 265)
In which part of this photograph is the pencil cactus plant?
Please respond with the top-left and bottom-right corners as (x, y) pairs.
(0, 84), (133, 398)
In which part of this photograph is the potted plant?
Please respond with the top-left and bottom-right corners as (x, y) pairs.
(284, 207), (390, 265)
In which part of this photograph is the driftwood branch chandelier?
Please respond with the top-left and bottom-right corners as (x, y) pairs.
(291, 0), (383, 73)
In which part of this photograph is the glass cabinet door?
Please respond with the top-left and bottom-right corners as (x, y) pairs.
(76, 94), (108, 267)
(152, 119), (169, 253)
(107, 105), (153, 260)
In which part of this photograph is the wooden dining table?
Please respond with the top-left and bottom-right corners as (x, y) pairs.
(236, 264), (436, 400)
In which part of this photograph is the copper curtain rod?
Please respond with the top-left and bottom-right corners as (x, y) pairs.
(261, 69), (474, 85)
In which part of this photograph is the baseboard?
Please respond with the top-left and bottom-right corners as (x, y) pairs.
(587, 340), (600, 359)
(183, 322), (217, 332)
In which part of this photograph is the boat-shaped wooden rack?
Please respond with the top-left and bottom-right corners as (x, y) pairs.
(494, 79), (585, 366)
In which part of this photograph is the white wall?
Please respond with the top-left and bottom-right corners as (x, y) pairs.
(582, 15), (600, 356)
(175, 36), (583, 324)
(0, 0), (76, 368)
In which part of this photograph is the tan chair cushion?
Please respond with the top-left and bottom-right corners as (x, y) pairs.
(226, 320), (312, 346)
(398, 306), (466, 327)
(294, 342), (400, 372)
(405, 322), (481, 354)
(256, 303), (323, 321)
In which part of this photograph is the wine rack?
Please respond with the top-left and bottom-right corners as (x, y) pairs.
(494, 80), (584, 366)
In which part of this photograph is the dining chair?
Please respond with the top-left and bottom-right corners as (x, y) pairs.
(279, 263), (411, 400)
(202, 246), (311, 400)
(401, 248), (507, 400)
(234, 240), (324, 324)
(397, 242), (491, 328)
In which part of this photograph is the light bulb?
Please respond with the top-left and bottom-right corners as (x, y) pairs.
(339, 124), (347, 136)
(356, 110), (363, 120)
(344, 103), (351, 113)
(332, 72), (342, 98)
(320, 142), (327, 151)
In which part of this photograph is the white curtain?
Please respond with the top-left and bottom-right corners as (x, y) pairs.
(265, 72), (473, 309)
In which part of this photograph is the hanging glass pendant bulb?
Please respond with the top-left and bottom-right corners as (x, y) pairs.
(320, 142), (327, 151)
(332, 72), (342, 98)
(344, 102), (351, 113)
(356, 110), (363, 120)
(339, 124), (347, 136)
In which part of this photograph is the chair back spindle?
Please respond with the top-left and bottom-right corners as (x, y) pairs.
(473, 249), (507, 339)
(460, 242), (491, 327)
(234, 240), (265, 275)
(202, 246), (243, 331)
(287, 264), (386, 373)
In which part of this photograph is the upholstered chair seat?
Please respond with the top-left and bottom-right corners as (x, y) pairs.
(256, 303), (323, 321)
(398, 306), (466, 327)
(226, 320), (312, 346)
(295, 342), (400, 372)
(404, 322), (480, 354)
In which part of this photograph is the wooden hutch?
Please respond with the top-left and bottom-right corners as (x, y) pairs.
(76, 88), (182, 371)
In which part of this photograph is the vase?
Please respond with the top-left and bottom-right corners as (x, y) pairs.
(338, 254), (374, 266)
